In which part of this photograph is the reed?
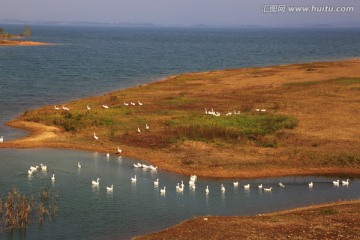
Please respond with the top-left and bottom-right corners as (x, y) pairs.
(0, 187), (58, 233)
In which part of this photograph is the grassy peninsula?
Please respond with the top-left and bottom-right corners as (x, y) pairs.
(2, 59), (360, 178)
(0, 26), (49, 46)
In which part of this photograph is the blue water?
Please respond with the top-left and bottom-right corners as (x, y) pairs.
(0, 25), (360, 239)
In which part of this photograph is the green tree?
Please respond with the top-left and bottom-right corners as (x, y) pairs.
(24, 26), (31, 38)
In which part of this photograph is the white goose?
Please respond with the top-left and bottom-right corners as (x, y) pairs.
(54, 106), (60, 110)
(145, 124), (150, 130)
(221, 184), (225, 192)
(106, 153), (110, 158)
(106, 185), (114, 192)
(133, 163), (142, 168)
(92, 178), (100, 187)
(93, 132), (99, 140)
(342, 179), (349, 186)
(51, 174), (55, 182)
(130, 102), (136, 106)
(233, 182), (239, 187)
(244, 184), (250, 190)
(87, 105), (91, 110)
(124, 102), (129, 106)
(131, 175), (137, 183)
(205, 185), (209, 194)
(333, 180), (340, 187)
(258, 184), (263, 190)
(0, 136), (3, 143)
(137, 127), (141, 133)
(117, 147), (122, 154)
(181, 180), (184, 188)
(279, 182), (285, 188)
(138, 101), (143, 106)
(40, 164), (47, 171)
(102, 105), (109, 109)
(190, 175), (197, 182)
(264, 187), (273, 192)
(308, 182), (314, 188)
(176, 183), (180, 191)
(160, 186), (166, 194)
(62, 105), (69, 111)
(149, 165), (157, 171)
(77, 162), (82, 169)
(154, 179), (159, 187)
(28, 169), (34, 175)
(30, 166), (38, 172)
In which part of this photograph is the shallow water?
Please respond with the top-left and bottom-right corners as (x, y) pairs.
(0, 148), (359, 239)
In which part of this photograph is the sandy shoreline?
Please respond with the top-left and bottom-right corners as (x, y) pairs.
(1, 58), (360, 179)
(0, 39), (52, 46)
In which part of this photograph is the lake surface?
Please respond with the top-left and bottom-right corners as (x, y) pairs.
(0, 26), (360, 239)
(0, 148), (359, 240)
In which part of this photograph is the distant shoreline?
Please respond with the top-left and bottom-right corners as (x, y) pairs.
(0, 39), (52, 46)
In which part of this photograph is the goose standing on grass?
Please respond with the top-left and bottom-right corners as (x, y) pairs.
(130, 102), (136, 106)
(62, 105), (69, 111)
(160, 186), (166, 194)
(106, 185), (113, 192)
(77, 162), (82, 169)
(138, 101), (143, 106)
(102, 105), (109, 109)
(342, 179), (349, 186)
(93, 132), (99, 140)
(87, 105), (91, 110)
(92, 178), (100, 187)
(333, 180), (340, 187)
(205, 186), (209, 194)
(308, 182), (314, 188)
(124, 102), (129, 106)
(54, 106), (60, 110)
(145, 124), (150, 130)
(117, 147), (122, 154)
(131, 175), (137, 183)
(51, 174), (55, 182)
(137, 127), (141, 133)
(154, 179), (159, 187)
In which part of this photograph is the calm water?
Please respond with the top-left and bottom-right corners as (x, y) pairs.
(0, 148), (359, 240)
(0, 26), (360, 239)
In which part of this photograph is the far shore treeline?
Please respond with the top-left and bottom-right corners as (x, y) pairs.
(0, 26), (31, 39)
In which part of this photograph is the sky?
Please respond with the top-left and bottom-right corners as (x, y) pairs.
(1, 0), (359, 27)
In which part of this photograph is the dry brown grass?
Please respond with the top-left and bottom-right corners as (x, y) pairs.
(1, 59), (360, 178)
(134, 200), (360, 240)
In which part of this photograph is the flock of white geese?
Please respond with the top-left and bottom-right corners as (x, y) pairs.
(26, 157), (350, 196)
(53, 102), (149, 137)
